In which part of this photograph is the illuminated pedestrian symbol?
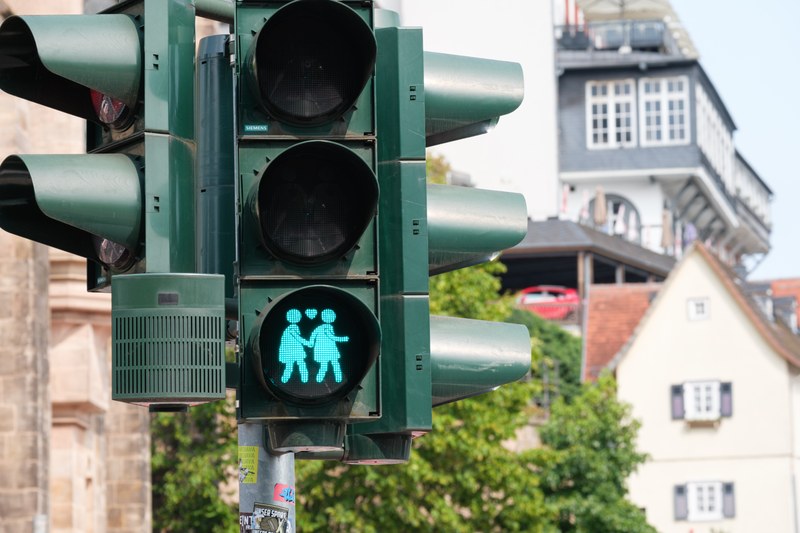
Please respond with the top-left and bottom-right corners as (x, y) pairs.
(278, 309), (312, 383)
(310, 309), (349, 383)
(277, 307), (349, 385)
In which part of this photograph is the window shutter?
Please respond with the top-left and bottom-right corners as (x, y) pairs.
(674, 484), (688, 520)
(720, 382), (733, 417)
(671, 384), (685, 419)
(722, 483), (735, 518)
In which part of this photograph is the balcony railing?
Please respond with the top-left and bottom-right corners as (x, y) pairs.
(555, 20), (680, 55)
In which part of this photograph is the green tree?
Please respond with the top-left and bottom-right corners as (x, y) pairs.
(531, 374), (655, 533)
(506, 308), (582, 403)
(151, 394), (238, 532)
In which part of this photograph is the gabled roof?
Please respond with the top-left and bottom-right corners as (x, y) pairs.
(584, 283), (659, 380)
(598, 244), (800, 375)
(695, 245), (800, 368)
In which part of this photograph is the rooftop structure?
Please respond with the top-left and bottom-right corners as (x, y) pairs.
(554, 0), (772, 270)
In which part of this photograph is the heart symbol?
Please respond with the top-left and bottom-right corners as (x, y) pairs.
(305, 309), (318, 320)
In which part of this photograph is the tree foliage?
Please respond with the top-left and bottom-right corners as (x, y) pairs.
(506, 308), (582, 403)
(151, 393), (239, 533)
(531, 374), (654, 532)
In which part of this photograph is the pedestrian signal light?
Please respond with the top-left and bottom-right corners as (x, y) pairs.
(250, 286), (380, 404)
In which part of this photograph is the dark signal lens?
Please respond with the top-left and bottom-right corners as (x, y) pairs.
(251, 0), (376, 126)
(252, 141), (378, 265)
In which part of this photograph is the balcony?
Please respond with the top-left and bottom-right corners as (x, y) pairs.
(556, 20), (683, 55)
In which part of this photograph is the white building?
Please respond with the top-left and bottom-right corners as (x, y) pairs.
(586, 244), (800, 531)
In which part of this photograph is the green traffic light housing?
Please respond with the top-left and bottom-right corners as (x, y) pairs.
(424, 51), (524, 146)
(0, 14), (142, 126)
(235, 0), (381, 451)
(248, 140), (379, 265)
(334, 21), (531, 466)
(0, 154), (143, 269)
(237, 0), (376, 137)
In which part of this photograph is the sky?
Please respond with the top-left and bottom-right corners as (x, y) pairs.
(668, 0), (800, 279)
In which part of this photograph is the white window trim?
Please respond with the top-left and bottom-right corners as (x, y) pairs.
(585, 79), (637, 150)
(683, 380), (721, 421)
(687, 297), (710, 321)
(687, 481), (724, 521)
(638, 75), (691, 147)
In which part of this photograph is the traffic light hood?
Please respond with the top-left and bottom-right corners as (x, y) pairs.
(424, 51), (524, 146)
(0, 15), (142, 123)
(0, 154), (143, 266)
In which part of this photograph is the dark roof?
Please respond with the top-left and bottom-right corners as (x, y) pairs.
(504, 219), (676, 278)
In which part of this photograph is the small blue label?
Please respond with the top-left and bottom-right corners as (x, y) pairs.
(244, 124), (269, 133)
(279, 486), (295, 503)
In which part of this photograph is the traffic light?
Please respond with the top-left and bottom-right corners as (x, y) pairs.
(341, 21), (532, 464)
(0, 0), (226, 410)
(234, 0), (381, 452)
(0, 0), (196, 282)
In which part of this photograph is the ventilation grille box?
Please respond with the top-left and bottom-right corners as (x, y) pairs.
(112, 273), (226, 408)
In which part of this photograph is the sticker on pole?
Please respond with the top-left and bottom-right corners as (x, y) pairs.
(240, 503), (290, 533)
(238, 446), (259, 484)
(274, 483), (295, 505)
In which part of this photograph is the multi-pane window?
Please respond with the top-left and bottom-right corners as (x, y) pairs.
(684, 381), (720, 421)
(671, 381), (733, 422)
(675, 482), (735, 521)
(639, 76), (690, 146)
(689, 482), (722, 520)
(586, 80), (636, 149)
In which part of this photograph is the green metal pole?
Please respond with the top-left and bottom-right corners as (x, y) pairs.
(196, 34), (236, 298)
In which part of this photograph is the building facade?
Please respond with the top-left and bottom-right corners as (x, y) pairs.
(555, 7), (772, 269)
(586, 245), (800, 531)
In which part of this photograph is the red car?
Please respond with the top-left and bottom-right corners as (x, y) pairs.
(516, 286), (579, 320)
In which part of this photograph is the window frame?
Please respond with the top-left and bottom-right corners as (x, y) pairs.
(683, 380), (721, 421)
(687, 481), (724, 521)
(585, 79), (638, 150)
(687, 297), (710, 321)
(638, 75), (691, 147)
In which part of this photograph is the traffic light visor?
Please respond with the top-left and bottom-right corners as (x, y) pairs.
(250, 285), (380, 404)
(250, 140), (378, 265)
(248, 0), (376, 126)
(0, 154), (142, 267)
(0, 15), (142, 123)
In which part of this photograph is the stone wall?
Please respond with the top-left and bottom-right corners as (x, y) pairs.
(0, 3), (231, 531)
(1, 2), (152, 532)
(0, 226), (50, 533)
